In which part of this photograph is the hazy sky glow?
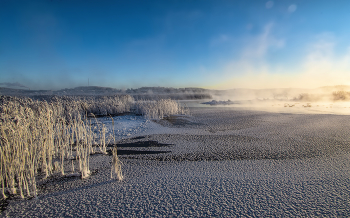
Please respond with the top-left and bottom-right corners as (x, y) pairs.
(1, 0), (350, 90)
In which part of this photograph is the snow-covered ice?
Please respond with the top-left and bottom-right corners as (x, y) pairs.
(2, 106), (350, 217)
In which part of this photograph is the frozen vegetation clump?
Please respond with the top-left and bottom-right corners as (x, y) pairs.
(293, 90), (350, 102)
(332, 91), (350, 101)
(34, 95), (134, 120)
(0, 95), (187, 200)
(0, 96), (123, 200)
(133, 99), (190, 119)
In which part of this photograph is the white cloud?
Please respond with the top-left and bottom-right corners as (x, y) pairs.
(266, 1), (274, 9)
(210, 34), (230, 47)
(246, 23), (254, 30)
(288, 4), (297, 13)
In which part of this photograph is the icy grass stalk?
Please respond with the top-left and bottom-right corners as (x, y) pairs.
(111, 147), (123, 180)
(109, 117), (123, 180)
(100, 124), (107, 154)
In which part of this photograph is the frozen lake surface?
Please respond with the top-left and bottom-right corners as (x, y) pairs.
(3, 106), (350, 217)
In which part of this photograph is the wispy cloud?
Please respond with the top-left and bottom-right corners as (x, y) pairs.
(287, 4), (297, 13)
(210, 34), (230, 47)
(241, 23), (285, 59)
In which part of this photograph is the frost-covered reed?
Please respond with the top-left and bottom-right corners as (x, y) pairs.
(0, 96), (123, 200)
(43, 95), (134, 120)
(133, 99), (189, 119)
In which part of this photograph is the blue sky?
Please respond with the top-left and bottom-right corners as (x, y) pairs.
(1, 0), (350, 90)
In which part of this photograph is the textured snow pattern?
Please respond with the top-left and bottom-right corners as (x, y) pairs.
(3, 107), (350, 217)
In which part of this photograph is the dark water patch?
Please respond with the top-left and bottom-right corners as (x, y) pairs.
(116, 133), (350, 162)
(123, 146), (349, 162)
(151, 115), (203, 128)
(109, 140), (173, 148)
(108, 150), (171, 155)
(130, 136), (146, 140)
(163, 115), (201, 126)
